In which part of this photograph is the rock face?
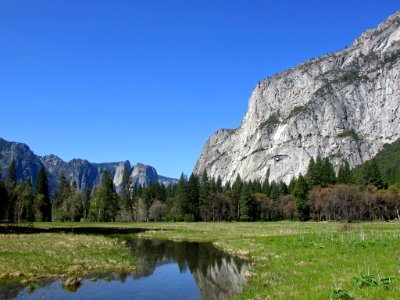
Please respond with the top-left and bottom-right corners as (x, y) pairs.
(0, 138), (178, 194)
(195, 11), (400, 184)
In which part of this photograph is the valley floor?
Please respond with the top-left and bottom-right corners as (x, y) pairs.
(1, 221), (399, 299)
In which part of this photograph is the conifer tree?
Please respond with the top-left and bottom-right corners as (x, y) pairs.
(321, 157), (336, 186)
(90, 171), (119, 222)
(175, 173), (189, 219)
(270, 181), (280, 201)
(337, 160), (352, 184)
(187, 173), (200, 220)
(6, 160), (17, 221)
(231, 175), (243, 220)
(239, 182), (253, 221)
(364, 159), (385, 189)
(53, 173), (71, 221)
(35, 165), (51, 221)
(293, 174), (309, 221)
(83, 184), (91, 220)
(306, 157), (316, 187)
(0, 181), (9, 221)
(262, 178), (271, 197)
(120, 169), (134, 220)
(199, 170), (210, 220)
(16, 179), (34, 222)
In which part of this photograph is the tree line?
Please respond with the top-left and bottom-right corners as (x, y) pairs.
(1, 156), (399, 223)
(0, 161), (51, 222)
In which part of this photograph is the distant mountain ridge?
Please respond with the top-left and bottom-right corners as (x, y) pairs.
(0, 137), (178, 194)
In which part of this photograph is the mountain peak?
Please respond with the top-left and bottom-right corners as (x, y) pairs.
(0, 138), (177, 193)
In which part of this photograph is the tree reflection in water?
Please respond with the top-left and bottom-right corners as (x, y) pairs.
(5, 238), (252, 300)
(124, 238), (252, 299)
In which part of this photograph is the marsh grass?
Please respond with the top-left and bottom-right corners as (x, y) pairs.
(1, 221), (399, 299)
(136, 221), (400, 299)
(0, 232), (135, 285)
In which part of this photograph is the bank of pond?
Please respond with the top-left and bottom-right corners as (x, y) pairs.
(0, 230), (252, 300)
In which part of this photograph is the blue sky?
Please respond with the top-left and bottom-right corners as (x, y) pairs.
(0, 1), (398, 178)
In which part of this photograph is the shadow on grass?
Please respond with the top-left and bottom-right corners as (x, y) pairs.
(0, 225), (148, 235)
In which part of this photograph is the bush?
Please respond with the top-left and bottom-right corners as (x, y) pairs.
(330, 288), (353, 300)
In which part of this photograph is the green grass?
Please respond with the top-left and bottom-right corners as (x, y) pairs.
(135, 222), (400, 299)
(1, 221), (400, 299)
(0, 231), (135, 285)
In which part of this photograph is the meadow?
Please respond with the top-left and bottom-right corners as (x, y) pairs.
(1, 221), (399, 299)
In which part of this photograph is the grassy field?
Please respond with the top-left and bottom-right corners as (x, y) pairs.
(1, 221), (399, 299)
(0, 231), (135, 286)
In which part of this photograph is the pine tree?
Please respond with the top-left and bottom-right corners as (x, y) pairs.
(337, 160), (352, 184)
(365, 159), (385, 189)
(21, 178), (34, 222)
(288, 178), (296, 194)
(262, 178), (271, 197)
(175, 173), (189, 219)
(53, 173), (71, 221)
(120, 169), (134, 221)
(306, 157), (316, 187)
(187, 173), (200, 220)
(6, 160), (17, 221)
(239, 182), (253, 221)
(0, 181), (9, 221)
(231, 175), (243, 221)
(199, 171), (210, 220)
(293, 175), (309, 221)
(35, 165), (51, 221)
(321, 157), (336, 186)
(90, 171), (119, 222)
(270, 181), (280, 201)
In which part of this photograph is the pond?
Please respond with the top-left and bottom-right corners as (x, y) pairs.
(3, 238), (252, 300)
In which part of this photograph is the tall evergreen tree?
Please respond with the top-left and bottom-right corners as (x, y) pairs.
(337, 160), (352, 184)
(321, 157), (336, 186)
(306, 157), (316, 187)
(199, 170), (211, 220)
(231, 175), (243, 221)
(270, 181), (280, 201)
(120, 169), (135, 221)
(83, 184), (91, 220)
(0, 181), (9, 221)
(364, 159), (385, 189)
(35, 165), (51, 221)
(175, 173), (189, 219)
(6, 160), (17, 222)
(239, 182), (253, 221)
(53, 173), (71, 221)
(261, 178), (271, 197)
(187, 173), (200, 220)
(90, 171), (119, 222)
(293, 174), (310, 221)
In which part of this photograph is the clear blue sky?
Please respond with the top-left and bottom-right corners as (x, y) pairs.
(0, 1), (398, 178)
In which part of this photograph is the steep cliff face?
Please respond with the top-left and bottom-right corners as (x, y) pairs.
(0, 138), (177, 194)
(195, 11), (400, 184)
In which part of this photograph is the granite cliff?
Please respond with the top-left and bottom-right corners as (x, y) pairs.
(195, 11), (400, 184)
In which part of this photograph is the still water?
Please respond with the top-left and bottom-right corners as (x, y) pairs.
(4, 238), (252, 300)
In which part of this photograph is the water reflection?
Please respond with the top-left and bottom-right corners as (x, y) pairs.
(5, 238), (252, 300)
(125, 238), (252, 299)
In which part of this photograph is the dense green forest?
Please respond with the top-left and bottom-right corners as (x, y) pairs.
(1, 141), (400, 223)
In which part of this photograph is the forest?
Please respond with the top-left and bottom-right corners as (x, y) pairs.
(1, 139), (400, 223)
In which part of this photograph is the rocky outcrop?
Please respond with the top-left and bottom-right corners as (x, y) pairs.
(195, 11), (400, 184)
(0, 138), (177, 194)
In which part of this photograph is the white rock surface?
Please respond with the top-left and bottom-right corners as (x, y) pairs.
(195, 11), (400, 184)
